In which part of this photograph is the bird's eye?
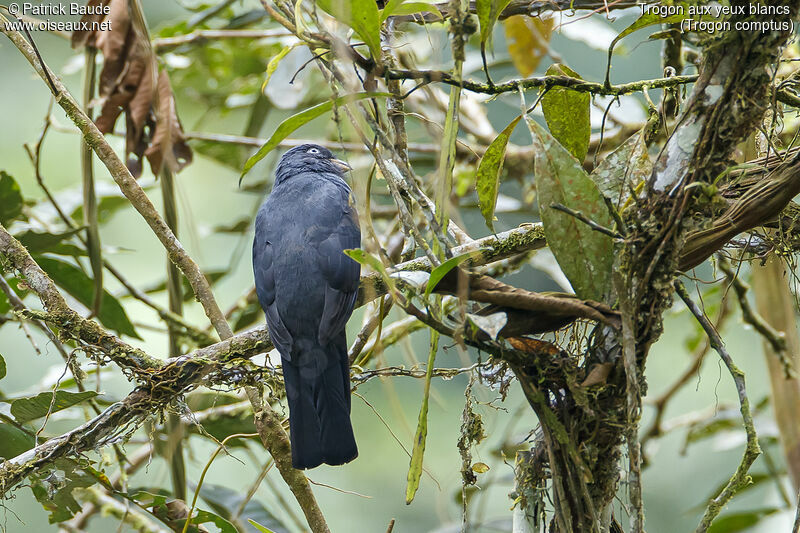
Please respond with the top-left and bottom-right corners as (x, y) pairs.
(308, 148), (320, 154)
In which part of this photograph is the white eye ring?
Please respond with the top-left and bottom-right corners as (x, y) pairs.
(308, 148), (320, 154)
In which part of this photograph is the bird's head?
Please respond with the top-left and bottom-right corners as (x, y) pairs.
(274, 144), (352, 185)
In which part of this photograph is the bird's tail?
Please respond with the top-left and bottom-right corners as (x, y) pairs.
(282, 338), (357, 469)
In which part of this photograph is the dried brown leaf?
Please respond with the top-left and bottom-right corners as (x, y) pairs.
(71, 0), (192, 177)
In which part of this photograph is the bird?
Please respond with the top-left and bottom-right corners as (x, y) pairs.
(252, 144), (361, 469)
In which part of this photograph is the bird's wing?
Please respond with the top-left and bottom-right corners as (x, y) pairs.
(253, 228), (293, 358)
(317, 201), (361, 345)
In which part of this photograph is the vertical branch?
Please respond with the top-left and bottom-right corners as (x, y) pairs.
(161, 166), (187, 501)
(615, 271), (643, 533)
(434, 0), (469, 257)
(674, 281), (761, 533)
(81, 46), (103, 317)
(129, 0), (188, 500)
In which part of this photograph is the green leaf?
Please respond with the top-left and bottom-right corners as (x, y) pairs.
(0, 288), (8, 315)
(29, 458), (97, 523)
(684, 407), (741, 448)
(405, 329), (438, 504)
(315, 0), (382, 57)
(590, 128), (652, 207)
(477, 0), (513, 79)
(706, 507), (779, 532)
(11, 390), (99, 423)
(262, 44), (298, 91)
(0, 171), (24, 226)
(71, 194), (129, 224)
(381, 0), (441, 20)
(199, 484), (289, 533)
(241, 92), (390, 179)
(476, 115), (522, 231)
(192, 510), (238, 533)
(16, 228), (86, 257)
(0, 423), (34, 459)
(425, 249), (485, 298)
(0, 352), (5, 380)
(35, 256), (140, 338)
(249, 519), (277, 533)
(133, 489), (239, 533)
(541, 64), (590, 163)
(527, 118), (614, 301)
(477, 0), (513, 48)
(344, 248), (397, 297)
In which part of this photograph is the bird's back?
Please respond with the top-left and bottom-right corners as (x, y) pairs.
(255, 173), (357, 345)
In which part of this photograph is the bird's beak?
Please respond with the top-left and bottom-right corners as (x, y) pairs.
(332, 158), (352, 172)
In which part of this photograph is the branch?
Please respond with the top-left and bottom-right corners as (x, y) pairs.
(674, 281), (761, 533)
(357, 223), (547, 305)
(0, 324), (271, 499)
(152, 29), (291, 51)
(0, 223), (163, 374)
(385, 70), (699, 97)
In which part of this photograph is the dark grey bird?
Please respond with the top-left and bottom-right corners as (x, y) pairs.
(252, 144), (360, 469)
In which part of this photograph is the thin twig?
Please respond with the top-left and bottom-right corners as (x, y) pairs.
(675, 281), (762, 533)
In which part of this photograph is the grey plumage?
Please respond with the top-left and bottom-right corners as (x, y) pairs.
(252, 144), (360, 469)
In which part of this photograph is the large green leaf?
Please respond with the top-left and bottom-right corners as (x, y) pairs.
(590, 128), (652, 207)
(29, 458), (97, 523)
(11, 390), (99, 423)
(35, 256), (140, 338)
(16, 228), (86, 257)
(527, 118), (614, 301)
(187, 406), (258, 448)
(249, 520), (277, 533)
(476, 115), (522, 231)
(0, 423), (34, 458)
(0, 352), (5, 380)
(405, 329), (438, 504)
(241, 92), (389, 179)
(541, 64), (590, 163)
(0, 171), (24, 226)
(316, 0), (382, 57)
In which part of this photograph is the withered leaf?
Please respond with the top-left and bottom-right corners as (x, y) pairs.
(72, 0), (192, 177)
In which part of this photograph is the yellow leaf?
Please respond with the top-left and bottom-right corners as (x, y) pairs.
(471, 462), (490, 473)
(504, 15), (554, 77)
